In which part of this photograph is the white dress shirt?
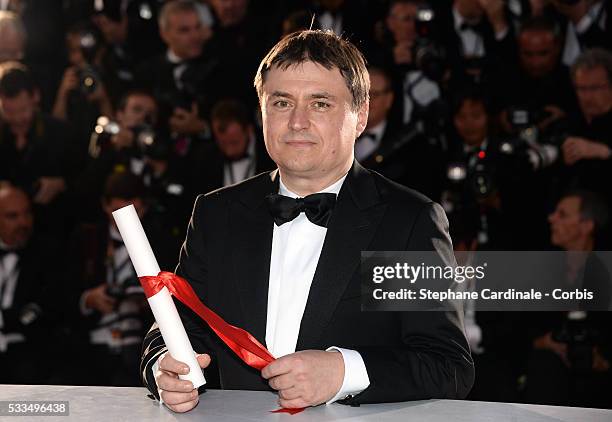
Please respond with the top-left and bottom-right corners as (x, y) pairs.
(266, 175), (370, 404)
(562, 1), (606, 65)
(222, 135), (256, 186)
(355, 121), (386, 161)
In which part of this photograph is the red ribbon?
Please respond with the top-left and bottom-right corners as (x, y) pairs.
(139, 271), (303, 414)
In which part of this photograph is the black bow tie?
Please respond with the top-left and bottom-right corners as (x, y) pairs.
(266, 193), (337, 228)
(460, 20), (485, 33)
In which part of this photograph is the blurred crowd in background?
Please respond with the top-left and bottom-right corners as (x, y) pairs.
(0, 0), (611, 409)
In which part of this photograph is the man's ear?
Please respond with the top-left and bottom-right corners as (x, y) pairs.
(581, 219), (595, 238)
(356, 101), (369, 138)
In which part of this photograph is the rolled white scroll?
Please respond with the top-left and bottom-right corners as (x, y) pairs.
(112, 204), (206, 389)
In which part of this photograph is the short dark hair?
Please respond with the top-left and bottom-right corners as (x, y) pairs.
(563, 189), (609, 232)
(159, 0), (200, 31)
(0, 61), (36, 97)
(519, 16), (561, 39)
(571, 48), (612, 84)
(117, 89), (156, 112)
(211, 98), (251, 129)
(254, 30), (370, 110)
(103, 170), (146, 202)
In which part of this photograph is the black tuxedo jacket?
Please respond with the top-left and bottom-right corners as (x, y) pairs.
(141, 161), (474, 404)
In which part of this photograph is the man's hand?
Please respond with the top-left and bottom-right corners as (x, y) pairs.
(562, 136), (611, 165)
(58, 67), (79, 97)
(169, 102), (206, 135)
(155, 352), (211, 413)
(261, 350), (344, 409)
(393, 41), (413, 65)
(538, 105), (566, 131)
(534, 332), (569, 367)
(33, 177), (66, 204)
(111, 127), (135, 151)
(478, 0), (507, 34)
(83, 284), (116, 314)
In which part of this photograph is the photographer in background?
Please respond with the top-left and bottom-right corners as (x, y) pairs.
(135, 0), (219, 161)
(525, 190), (612, 408)
(52, 23), (114, 141)
(79, 90), (190, 229)
(0, 183), (65, 384)
(0, 62), (79, 240)
(67, 171), (179, 386)
(497, 16), (580, 134)
(560, 48), (612, 203)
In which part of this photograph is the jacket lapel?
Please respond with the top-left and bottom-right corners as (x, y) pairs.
(296, 162), (387, 350)
(230, 171), (278, 346)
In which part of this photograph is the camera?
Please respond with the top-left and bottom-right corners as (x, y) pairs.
(90, 116), (169, 159)
(553, 311), (596, 373)
(75, 28), (102, 95)
(413, 4), (447, 82)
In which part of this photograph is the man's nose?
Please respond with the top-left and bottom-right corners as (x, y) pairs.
(288, 103), (310, 131)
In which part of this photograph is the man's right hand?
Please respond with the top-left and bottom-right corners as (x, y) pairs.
(84, 284), (116, 314)
(155, 353), (211, 413)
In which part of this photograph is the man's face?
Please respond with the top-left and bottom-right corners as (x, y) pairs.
(0, 28), (24, 63)
(519, 30), (559, 79)
(386, 2), (418, 43)
(212, 120), (250, 160)
(454, 0), (484, 22)
(548, 196), (592, 249)
(574, 66), (612, 120)
(66, 33), (87, 67)
(453, 99), (488, 147)
(367, 71), (394, 128)
(161, 11), (204, 60)
(0, 91), (37, 135)
(117, 95), (157, 128)
(0, 189), (33, 248)
(260, 61), (368, 182)
(210, 0), (248, 27)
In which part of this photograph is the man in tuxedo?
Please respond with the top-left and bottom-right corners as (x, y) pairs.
(191, 98), (274, 194)
(141, 30), (474, 412)
(0, 183), (64, 384)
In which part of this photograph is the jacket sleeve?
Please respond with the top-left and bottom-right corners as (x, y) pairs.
(345, 202), (475, 404)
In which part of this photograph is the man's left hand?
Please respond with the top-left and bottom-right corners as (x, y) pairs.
(261, 350), (344, 408)
(562, 136), (611, 165)
(169, 102), (207, 135)
(33, 177), (66, 204)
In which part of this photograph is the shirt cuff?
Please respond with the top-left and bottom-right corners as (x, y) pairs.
(151, 351), (169, 406)
(79, 292), (94, 316)
(325, 347), (370, 405)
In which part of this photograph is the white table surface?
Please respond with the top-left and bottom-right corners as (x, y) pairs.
(0, 385), (610, 422)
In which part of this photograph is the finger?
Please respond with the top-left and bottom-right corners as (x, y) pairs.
(156, 372), (194, 392)
(191, 102), (199, 115)
(166, 396), (199, 413)
(196, 353), (211, 369)
(159, 353), (191, 376)
(161, 388), (199, 406)
(277, 386), (301, 401)
(279, 397), (309, 409)
(261, 357), (293, 379)
(268, 374), (295, 391)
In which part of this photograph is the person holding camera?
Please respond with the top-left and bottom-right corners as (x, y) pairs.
(560, 48), (612, 203)
(52, 23), (114, 142)
(67, 171), (180, 386)
(79, 89), (191, 229)
(0, 62), (79, 240)
(524, 190), (612, 408)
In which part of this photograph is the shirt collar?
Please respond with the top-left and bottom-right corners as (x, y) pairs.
(166, 50), (184, 64)
(279, 173), (347, 198)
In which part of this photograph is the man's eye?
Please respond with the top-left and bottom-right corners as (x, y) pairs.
(273, 100), (289, 108)
(314, 101), (330, 109)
